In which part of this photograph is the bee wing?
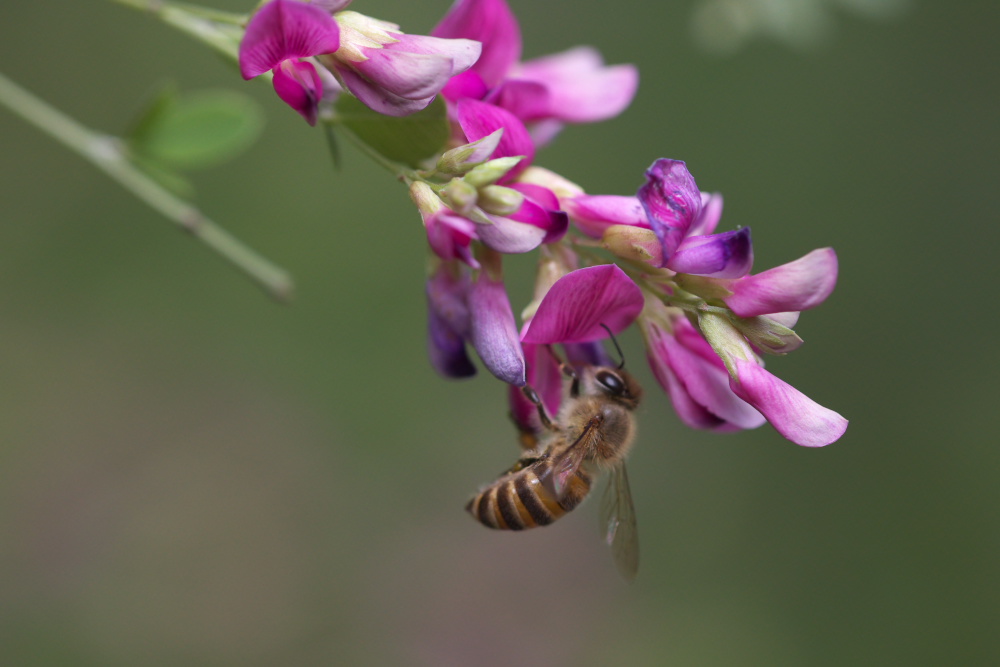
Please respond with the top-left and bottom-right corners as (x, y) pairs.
(555, 416), (607, 498)
(600, 462), (640, 581)
(543, 416), (602, 500)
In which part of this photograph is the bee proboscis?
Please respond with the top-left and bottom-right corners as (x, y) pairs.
(467, 363), (643, 580)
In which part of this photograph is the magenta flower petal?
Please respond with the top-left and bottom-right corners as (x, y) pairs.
(508, 186), (569, 243)
(426, 211), (478, 267)
(352, 49), (456, 100)
(725, 248), (839, 317)
(469, 270), (526, 386)
(647, 347), (739, 431)
(489, 79), (551, 122)
(442, 69), (489, 101)
(521, 265), (644, 344)
(657, 327), (766, 429)
(390, 33), (483, 73)
(564, 195), (649, 239)
(427, 267), (476, 378)
(271, 59), (324, 125)
(239, 0), (341, 79)
(729, 360), (848, 447)
(638, 159), (702, 262)
(432, 0), (521, 87)
(427, 299), (477, 378)
(513, 47), (638, 123)
(667, 227), (754, 279)
(456, 99), (535, 180)
(334, 65), (436, 115)
(690, 192), (724, 236)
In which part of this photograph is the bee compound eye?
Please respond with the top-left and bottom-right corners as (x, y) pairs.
(596, 370), (625, 395)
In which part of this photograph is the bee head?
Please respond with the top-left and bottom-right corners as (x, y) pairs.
(573, 365), (643, 410)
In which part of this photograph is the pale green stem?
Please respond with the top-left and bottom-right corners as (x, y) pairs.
(327, 120), (412, 180)
(0, 71), (294, 302)
(108, 0), (245, 60)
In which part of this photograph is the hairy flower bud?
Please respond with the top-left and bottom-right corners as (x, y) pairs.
(697, 311), (757, 376)
(464, 156), (523, 188)
(729, 314), (803, 355)
(435, 129), (505, 175)
(477, 185), (524, 216)
(439, 178), (479, 215)
(602, 225), (664, 265)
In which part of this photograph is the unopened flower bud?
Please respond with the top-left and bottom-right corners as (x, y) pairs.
(602, 225), (664, 265)
(697, 311), (757, 377)
(675, 273), (735, 301)
(436, 129), (504, 175)
(516, 166), (585, 199)
(729, 314), (803, 355)
(439, 178), (479, 215)
(477, 185), (524, 216)
(409, 180), (445, 217)
(332, 11), (400, 63)
(464, 156), (523, 188)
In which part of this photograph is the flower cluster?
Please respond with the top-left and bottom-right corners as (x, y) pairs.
(238, 0), (846, 447)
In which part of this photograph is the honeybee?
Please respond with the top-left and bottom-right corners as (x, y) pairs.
(467, 363), (643, 580)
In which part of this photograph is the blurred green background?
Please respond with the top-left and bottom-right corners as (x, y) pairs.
(1, 1), (997, 664)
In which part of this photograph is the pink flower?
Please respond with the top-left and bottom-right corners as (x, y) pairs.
(637, 159), (752, 277)
(640, 297), (766, 432)
(423, 100), (566, 258)
(520, 264), (645, 345)
(432, 0), (638, 143)
(238, 0), (342, 125)
(317, 10), (481, 116)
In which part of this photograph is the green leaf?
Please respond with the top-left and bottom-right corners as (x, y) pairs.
(334, 95), (450, 168)
(127, 86), (264, 170)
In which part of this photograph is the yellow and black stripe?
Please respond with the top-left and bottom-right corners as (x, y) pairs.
(466, 458), (592, 530)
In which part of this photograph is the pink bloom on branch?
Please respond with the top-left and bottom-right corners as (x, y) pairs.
(456, 99), (535, 181)
(433, 0), (638, 139)
(722, 248), (839, 317)
(319, 10), (481, 116)
(729, 359), (848, 447)
(238, 0), (342, 125)
(640, 301), (766, 432)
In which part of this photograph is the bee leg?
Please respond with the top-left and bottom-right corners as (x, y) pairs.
(522, 385), (557, 432)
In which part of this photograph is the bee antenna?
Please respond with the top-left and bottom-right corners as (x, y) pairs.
(600, 324), (626, 370)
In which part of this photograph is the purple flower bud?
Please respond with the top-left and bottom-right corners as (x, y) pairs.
(637, 158), (703, 263)
(469, 251), (526, 386)
(426, 264), (476, 379)
(666, 227), (754, 278)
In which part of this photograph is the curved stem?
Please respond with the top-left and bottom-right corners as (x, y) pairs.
(109, 0), (244, 61)
(0, 71), (294, 302)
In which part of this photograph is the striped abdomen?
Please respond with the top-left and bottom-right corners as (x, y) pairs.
(466, 457), (592, 531)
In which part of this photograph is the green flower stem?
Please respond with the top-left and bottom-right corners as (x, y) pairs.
(0, 71), (294, 302)
(108, 0), (244, 60)
(328, 120), (412, 180)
